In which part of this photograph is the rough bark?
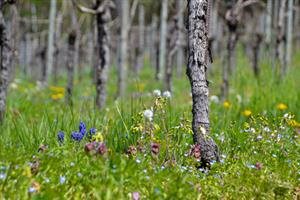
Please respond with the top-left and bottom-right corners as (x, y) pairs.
(252, 33), (263, 77)
(187, 0), (219, 167)
(134, 5), (144, 75)
(53, 9), (63, 85)
(95, 0), (111, 109)
(9, 4), (18, 82)
(66, 31), (76, 105)
(46, 0), (57, 85)
(158, 0), (168, 80)
(0, 1), (13, 122)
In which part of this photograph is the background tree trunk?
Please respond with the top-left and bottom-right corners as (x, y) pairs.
(95, 1), (111, 109)
(176, 0), (184, 77)
(66, 31), (76, 105)
(285, 0), (294, 73)
(158, 0), (168, 80)
(134, 4), (144, 75)
(46, 0), (57, 85)
(187, 0), (219, 167)
(117, 0), (129, 97)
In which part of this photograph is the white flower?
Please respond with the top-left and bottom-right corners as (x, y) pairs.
(0, 173), (6, 180)
(263, 127), (271, 132)
(143, 109), (153, 121)
(28, 187), (37, 193)
(10, 82), (18, 89)
(236, 94), (242, 104)
(256, 135), (263, 140)
(162, 91), (171, 98)
(210, 95), (219, 104)
(283, 113), (292, 119)
(153, 89), (161, 97)
(59, 175), (66, 184)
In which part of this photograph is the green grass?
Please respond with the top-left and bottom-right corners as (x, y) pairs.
(0, 51), (299, 199)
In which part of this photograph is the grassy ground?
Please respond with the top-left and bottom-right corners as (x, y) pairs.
(0, 51), (299, 199)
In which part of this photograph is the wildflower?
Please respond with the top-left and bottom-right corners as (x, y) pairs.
(71, 131), (84, 142)
(98, 142), (107, 155)
(88, 128), (97, 138)
(242, 109), (252, 117)
(0, 173), (6, 180)
(92, 132), (104, 142)
(51, 93), (64, 100)
(162, 91), (171, 98)
(30, 160), (40, 175)
(28, 181), (40, 193)
(263, 127), (271, 132)
(85, 142), (96, 153)
(256, 135), (263, 141)
(277, 103), (287, 111)
(57, 131), (65, 143)
(236, 94), (242, 104)
(126, 145), (137, 156)
(189, 144), (201, 160)
(153, 89), (161, 97)
(10, 82), (18, 89)
(132, 191), (140, 200)
(49, 86), (65, 94)
(151, 142), (160, 155)
(79, 121), (86, 136)
(209, 95), (219, 104)
(38, 144), (48, 153)
(59, 175), (66, 184)
(223, 101), (231, 109)
(143, 109), (153, 121)
(255, 162), (263, 170)
(136, 159), (141, 164)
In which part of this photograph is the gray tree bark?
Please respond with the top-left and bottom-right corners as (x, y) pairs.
(187, 0), (219, 167)
(95, 0), (112, 109)
(276, 0), (287, 78)
(46, 0), (57, 85)
(165, 17), (179, 92)
(0, 0), (14, 122)
(9, 4), (18, 82)
(285, 0), (294, 73)
(66, 31), (76, 105)
(176, 0), (185, 77)
(53, 7), (63, 85)
(117, 0), (129, 97)
(158, 0), (168, 80)
(265, 0), (272, 49)
(134, 4), (145, 75)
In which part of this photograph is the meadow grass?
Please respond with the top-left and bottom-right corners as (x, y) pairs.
(0, 51), (299, 199)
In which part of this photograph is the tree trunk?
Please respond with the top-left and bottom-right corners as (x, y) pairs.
(66, 31), (76, 105)
(134, 5), (144, 75)
(285, 0), (293, 73)
(265, 0), (272, 49)
(53, 8), (63, 85)
(187, 0), (219, 167)
(165, 17), (179, 92)
(9, 4), (18, 82)
(117, 0), (129, 97)
(95, 1), (111, 109)
(158, 0), (168, 80)
(46, 0), (57, 85)
(252, 33), (263, 77)
(176, 0), (184, 77)
(276, 0), (287, 78)
(0, 1), (12, 122)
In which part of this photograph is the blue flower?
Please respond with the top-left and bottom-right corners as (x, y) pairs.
(88, 128), (96, 138)
(79, 121), (86, 136)
(57, 131), (65, 143)
(71, 131), (84, 141)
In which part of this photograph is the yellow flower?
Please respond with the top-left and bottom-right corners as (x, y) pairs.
(92, 132), (104, 142)
(49, 86), (65, 94)
(23, 166), (32, 178)
(223, 101), (231, 109)
(242, 109), (252, 117)
(287, 119), (300, 128)
(51, 93), (64, 100)
(31, 181), (41, 192)
(277, 103), (287, 111)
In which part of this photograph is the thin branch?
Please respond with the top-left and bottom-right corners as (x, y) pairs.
(128, 0), (138, 27)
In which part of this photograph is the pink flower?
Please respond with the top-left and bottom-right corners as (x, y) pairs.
(189, 144), (201, 159)
(151, 142), (160, 155)
(132, 192), (140, 200)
